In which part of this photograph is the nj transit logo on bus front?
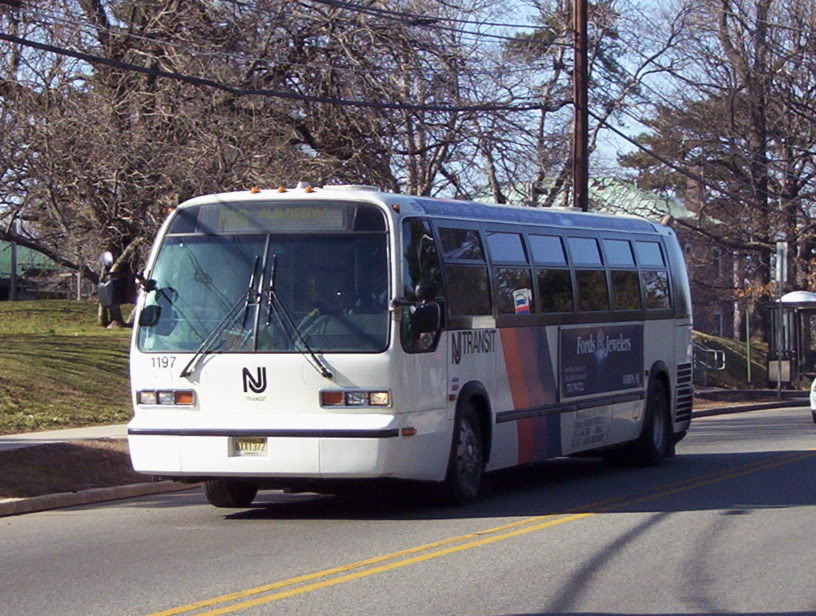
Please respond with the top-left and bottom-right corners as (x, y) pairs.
(242, 367), (267, 394)
(451, 329), (497, 365)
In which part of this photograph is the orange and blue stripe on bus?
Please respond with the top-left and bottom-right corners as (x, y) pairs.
(499, 327), (562, 464)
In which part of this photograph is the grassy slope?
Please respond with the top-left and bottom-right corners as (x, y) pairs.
(693, 331), (772, 390)
(0, 301), (790, 434)
(0, 300), (132, 434)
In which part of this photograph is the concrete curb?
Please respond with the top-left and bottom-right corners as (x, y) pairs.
(692, 398), (809, 418)
(0, 480), (200, 518)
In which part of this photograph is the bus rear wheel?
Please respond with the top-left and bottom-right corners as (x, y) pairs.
(630, 380), (671, 466)
(442, 402), (484, 505)
(203, 479), (259, 508)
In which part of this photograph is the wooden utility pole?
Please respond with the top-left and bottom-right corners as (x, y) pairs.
(572, 0), (589, 212)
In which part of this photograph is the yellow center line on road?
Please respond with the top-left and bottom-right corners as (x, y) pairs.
(149, 449), (816, 616)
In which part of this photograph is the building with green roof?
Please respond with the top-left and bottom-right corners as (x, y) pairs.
(0, 241), (65, 300)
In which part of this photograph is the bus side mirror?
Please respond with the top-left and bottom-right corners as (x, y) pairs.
(414, 280), (437, 302)
(410, 302), (441, 333)
(139, 305), (162, 326)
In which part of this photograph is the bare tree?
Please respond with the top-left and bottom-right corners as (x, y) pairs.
(620, 0), (816, 304)
(0, 0), (517, 324)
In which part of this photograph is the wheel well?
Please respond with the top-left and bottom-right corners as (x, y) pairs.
(457, 382), (493, 464)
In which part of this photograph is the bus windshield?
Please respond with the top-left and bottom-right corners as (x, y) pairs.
(137, 233), (389, 354)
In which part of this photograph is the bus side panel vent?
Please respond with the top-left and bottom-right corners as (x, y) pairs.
(675, 362), (693, 423)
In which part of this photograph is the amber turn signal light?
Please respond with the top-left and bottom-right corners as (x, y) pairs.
(320, 391), (344, 406)
(174, 391), (195, 405)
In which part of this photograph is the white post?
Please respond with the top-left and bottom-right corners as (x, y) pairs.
(776, 241), (788, 398)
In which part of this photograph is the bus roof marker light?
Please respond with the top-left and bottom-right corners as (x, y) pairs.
(277, 186), (287, 193)
(250, 186), (260, 194)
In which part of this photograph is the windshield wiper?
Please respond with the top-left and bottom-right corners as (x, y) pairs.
(264, 254), (334, 380)
(242, 256), (261, 328)
(179, 256), (263, 378)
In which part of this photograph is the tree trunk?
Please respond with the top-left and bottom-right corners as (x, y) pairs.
(97, 303), (126, 327)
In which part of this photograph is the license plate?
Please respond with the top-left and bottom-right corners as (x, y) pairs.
(233, 437), (267, 456)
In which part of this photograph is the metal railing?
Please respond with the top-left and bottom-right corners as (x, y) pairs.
(692, 341), (726, 386)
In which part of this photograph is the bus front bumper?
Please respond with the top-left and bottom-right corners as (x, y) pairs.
(127, 411), (450, 482)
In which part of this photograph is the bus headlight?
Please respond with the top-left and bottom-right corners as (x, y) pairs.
(320, 390), (391, 408)
(345, 391), (368, 406)
(368, 391), (390, 406)
(137, 391), (158, 405)
(137, 390), (195, 406)
(157, 391), (176, 405)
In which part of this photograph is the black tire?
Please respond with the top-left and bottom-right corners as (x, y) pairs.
(629, 380), (671, 466)
(811, 410), (816, 424)
(203, 479), (259, 508)
(442, 402), (484, 505)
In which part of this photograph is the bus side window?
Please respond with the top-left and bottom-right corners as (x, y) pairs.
(575, 270), (609, 312)
(446, 265), (492, 316)
(611, 270), (641, 311)
(642, 270), (671, 309)
(537, 269), (574, 313)
(401, 219), (443, 353)
(439, 226), (492, 317)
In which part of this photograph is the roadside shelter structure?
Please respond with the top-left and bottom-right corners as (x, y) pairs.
(762, 290), (816, 388)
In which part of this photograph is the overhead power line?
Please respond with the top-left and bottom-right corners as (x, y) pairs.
(30, 6), (565, 78)
(301, 0), (527, 43)
(304, 0), (546, 37)
(0, 31), (568, 114)
(217, 0), (547, 44)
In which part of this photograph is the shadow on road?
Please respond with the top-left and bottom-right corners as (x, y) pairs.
(201, 447), (816, 522)
(497, 613), (816, 616)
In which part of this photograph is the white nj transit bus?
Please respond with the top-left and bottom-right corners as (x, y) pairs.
(115, 184), (693, 507)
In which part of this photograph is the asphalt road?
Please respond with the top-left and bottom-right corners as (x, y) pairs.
(2, 406), (815, 616)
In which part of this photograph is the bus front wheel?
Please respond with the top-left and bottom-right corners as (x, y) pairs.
(203, 479), (259, 508)
(442, 402), (484, 505)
